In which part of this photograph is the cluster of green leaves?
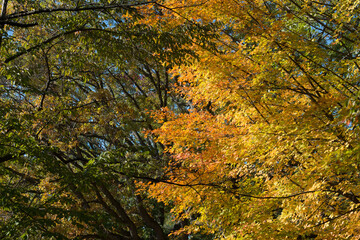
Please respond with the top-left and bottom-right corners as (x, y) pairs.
(0, 0), (217, 239)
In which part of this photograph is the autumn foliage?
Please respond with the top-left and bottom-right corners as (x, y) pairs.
(144, 0), (360, 239)
(1, 0), (360, 239)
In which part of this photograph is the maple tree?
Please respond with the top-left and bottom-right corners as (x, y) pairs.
(143, 0), (360, 239)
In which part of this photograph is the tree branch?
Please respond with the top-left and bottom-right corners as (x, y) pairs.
(5, 1), (156, 20)
(0, 20), (38, 27)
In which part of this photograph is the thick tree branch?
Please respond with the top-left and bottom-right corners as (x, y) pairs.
(5, 1), (156, 20)
(0, 20), (38, 27)
(98, 183), (142, 240)
(0, 153), (15, 163)
(136, 195), (168, 240)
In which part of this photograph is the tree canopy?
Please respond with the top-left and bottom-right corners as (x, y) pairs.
(1, 0), (360, 239)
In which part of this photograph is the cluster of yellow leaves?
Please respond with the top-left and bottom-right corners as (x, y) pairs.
(141, 0), (360, 239)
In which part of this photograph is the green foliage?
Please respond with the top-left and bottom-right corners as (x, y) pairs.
(0, 0), (206, 239)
